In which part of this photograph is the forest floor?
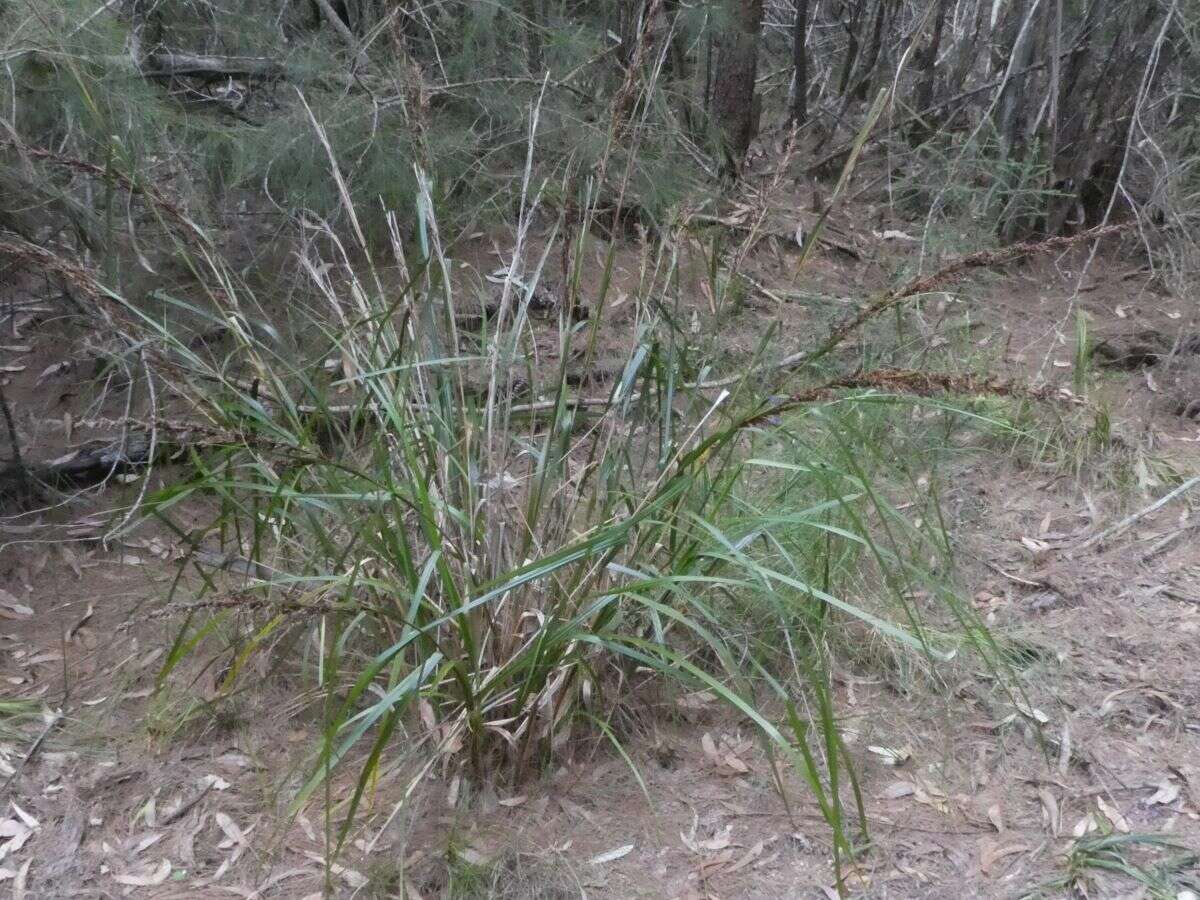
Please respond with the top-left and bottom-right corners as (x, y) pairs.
(2, 196), (1200, 898)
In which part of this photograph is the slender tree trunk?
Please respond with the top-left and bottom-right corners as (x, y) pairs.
(791, 0), (809, 127)
(711, 0), (765, 172)
(523, 0), (543, 74)
(851, 0), (887, 101)
(837, 0), (865, 98)
(916, 0), (951, 117)
(997, 0), (1038, 162)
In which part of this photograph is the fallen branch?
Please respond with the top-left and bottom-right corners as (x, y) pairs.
(0, 432), (154, 504)
(141, 51), (284, 81)
(142, 589), (351, 622)
(0, 232), (117, 312)
(1074, 474), (1200, 551)
(0, 138), (209, 238)
(0, 420), (279, 504)
(693, 221), (1132, 392)
(738, 369), (1064, 429)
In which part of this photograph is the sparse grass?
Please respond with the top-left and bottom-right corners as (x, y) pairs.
(1024, 831), (1200, 899)
(440, 845), (580, 900)
(101, 143), (1014, 884)
(0, 699), (42, 740)
(895, 129), (1063, 251)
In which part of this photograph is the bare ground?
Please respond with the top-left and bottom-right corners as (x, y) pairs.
(1, 222), (1199, 898)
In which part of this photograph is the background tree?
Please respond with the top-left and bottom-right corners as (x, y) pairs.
(710, 0), (765, 171)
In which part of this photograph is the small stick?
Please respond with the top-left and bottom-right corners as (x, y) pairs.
(159, 780), (215, 826)
(0, 381), (31, 499)
(1074, 475), (1200, 551)
(1, 710), (62, 793)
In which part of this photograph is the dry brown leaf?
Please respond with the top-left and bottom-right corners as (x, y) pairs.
(418, 699), (436, 732)
(296, 813), (317, 843)
(35, 362), (70, 383)
(986, 803), (1004, 834)
(912, 783), (950, 814)
(9, 804), (38, 832)
(214, 811), (247, 846)
(112, 858), (172, 887)
(867, 745), (912, 767)
(12, 859), (29, 900)
(1146, 781), (1181, 806)
(59, 546), (82, 579)
(300, 850), (367, 888)
(1096, 797), (1130, 833)
(0, 821), (33, 861)
(589, 844), (634, 865)
(697, 849), (734, 875)
(201, 774), (231, 791)
(979, 839), (1029, 876)
(676, 690), (716, 713)
(0, 590), (33, 619)
(131, 832), (164, 856)
(1072, 813), (1098, 837)
(1013, 702), (1049, 724)
(1038, 788), (1060, 836)
(724, 840), (764, 875)
(695, 826), (732, 852)
(1058, 720), (1072, 776)
(721, 751), (750, 774)
(880, 781), (916, 800)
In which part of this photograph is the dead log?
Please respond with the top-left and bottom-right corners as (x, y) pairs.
(0, 432), (154, 505)
(140, 52), (284, 81)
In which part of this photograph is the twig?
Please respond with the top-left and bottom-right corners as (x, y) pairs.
(1, 709), (62, 793)
(158, 780), (215, 826)
(0, 232), (116, 309)
(1074, 475), (1200, 551)
(737, 369), (1062, 428)
(0, 381), (26, 488)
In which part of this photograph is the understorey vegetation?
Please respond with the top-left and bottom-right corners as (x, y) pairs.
(1, 0), (1198, 894)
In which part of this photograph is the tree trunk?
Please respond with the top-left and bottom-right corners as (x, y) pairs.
(851, 0), (887, 101)
(523, 0), (543, 74)
(711, 0), (764, 172)
(915, 0), (951, 123)
(791, 0), (809, 127)
(836, 0), (865, 98)
(996, 0), (1037, 162)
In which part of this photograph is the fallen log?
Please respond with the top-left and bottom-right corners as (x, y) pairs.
(0, 432), (154, 505)
(140, 52), (284, 81)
